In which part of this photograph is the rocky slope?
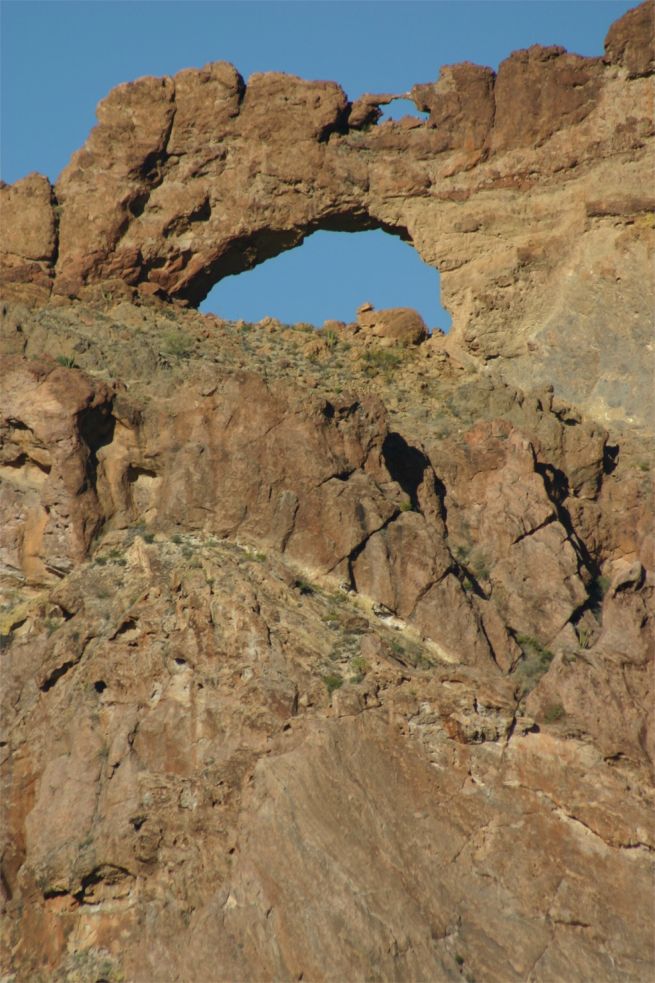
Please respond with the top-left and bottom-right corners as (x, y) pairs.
(1, 3), (654, 982)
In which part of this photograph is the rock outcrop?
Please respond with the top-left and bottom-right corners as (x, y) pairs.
(1, 2), (654, 428)
(1, 4), (654, 982)
(1, 287), (653, 981)
(356, 304), (429, 347)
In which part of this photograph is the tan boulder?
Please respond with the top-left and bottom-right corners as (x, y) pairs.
(356, 305), (429, 347)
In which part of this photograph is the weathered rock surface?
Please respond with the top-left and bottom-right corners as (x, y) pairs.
(356, 304), (429, 347)
(2, 527), (653, 983)
(0, 174), (57, 300)
(1, 291), (653, 981)
(1, 2), (654, 428)
(1, 4), (654, 981)
(0, 357), (114, 585)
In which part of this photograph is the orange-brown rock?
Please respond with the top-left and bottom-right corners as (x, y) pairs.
(0, 356), (114, 586)
(1, 299), (653, 981)
(604, 0), (655, 75)
(1, 2), (653, 428)
(2, 525), (653, 983)
(411, 62), (495, 150)
(1, 5), (654, 981)
(0, 174), (56, 299)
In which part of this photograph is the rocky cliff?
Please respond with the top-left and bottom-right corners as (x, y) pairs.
(1, 3), (654, 982)
(2, 0), (654, 431)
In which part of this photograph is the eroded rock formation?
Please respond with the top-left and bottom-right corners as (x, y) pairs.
(1, 1), (654, 428)
(1, 4), (654, 982)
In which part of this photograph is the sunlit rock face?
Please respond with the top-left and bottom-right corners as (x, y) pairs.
(0, 5), (654, 983)
(1, 1), (654, 428)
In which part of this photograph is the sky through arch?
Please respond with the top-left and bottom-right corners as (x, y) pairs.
(201, 230), (452, 331)
(1, 1), (637, 327)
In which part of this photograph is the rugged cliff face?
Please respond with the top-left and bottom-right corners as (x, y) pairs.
(1, 3), (654, 982)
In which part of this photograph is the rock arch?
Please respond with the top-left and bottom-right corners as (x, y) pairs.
(1, 2), (653, 426)
(202, 227), (447, 327)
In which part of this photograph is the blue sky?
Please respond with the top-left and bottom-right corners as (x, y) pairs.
(1, 1), (636, 327)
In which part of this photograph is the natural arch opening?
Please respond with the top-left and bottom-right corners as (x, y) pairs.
(200, 229), (452, 332)
(378, 99), (430, 123)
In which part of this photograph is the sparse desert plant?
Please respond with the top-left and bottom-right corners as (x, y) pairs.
(294, 577), (315, 596)
(323, 672), (344, 695)
(56, 354), (77, 368)
(245, 549), (266, 563)
(461, 575), (474, 592)
(162, 330), (193, 357)
(469, 548), (490, 581)
(349, 655), (369, 682)
(543, 703), (566, 723)
(361, 347), (404, 379)
(513, 633), (555, 695)
(597, 575), (611, 593)
(589, 572), (611, 619)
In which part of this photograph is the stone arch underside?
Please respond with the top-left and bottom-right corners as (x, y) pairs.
(178, 212), (413, 309)
(1, 1), (654, 427)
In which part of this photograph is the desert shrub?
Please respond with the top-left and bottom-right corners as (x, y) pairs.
(513, 633), (555, 695)
(390, 637), (433, 669)
(162, 330), (192, 357)
(349, 655), (369, 683)
(543, 703), (566, 723)
(361, 347), (404, 378)
(323, 672), (343, 695)
(454, 543), (489, 583)
(243, 547), (266, 563)
(294, 577), (315, 596)
(469, 548), (490, 580)
(589, 573), (612, 619)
